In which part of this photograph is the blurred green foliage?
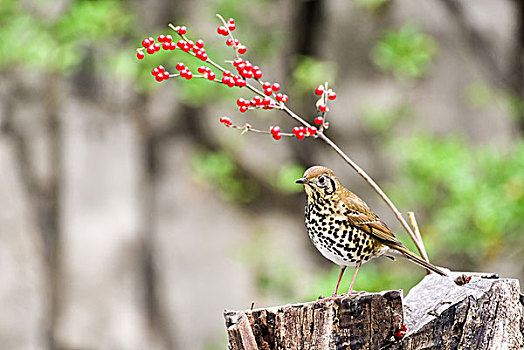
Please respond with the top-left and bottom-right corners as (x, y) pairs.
(358, 103), (413, 133)
(0, 0), (131, 73)
(212, 0), (285, 59)
(390, 135), (524, 265)
(291, 56), (338, 95)
(192, 150), (259, 203)
(465, 83), (494, 109)
(354, 0), (389, 12)
(372, 25), (437, 79)
(237, 229), (298, 299)
(2, 0), (521, 313)
(308, 261), (423, 300)
(304, 134), (524, 298)
(274, 164), (306, 194)
(465, 82), (524, 123)
(0, 0), (270, 104)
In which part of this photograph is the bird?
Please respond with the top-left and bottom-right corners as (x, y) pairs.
(296, 165), (448, 297)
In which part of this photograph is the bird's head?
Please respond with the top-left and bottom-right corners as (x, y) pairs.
(296, 165), (340, 199)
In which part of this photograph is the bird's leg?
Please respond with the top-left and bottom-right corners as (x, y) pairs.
(347, 262), (361, 295)
(332, 266), (347, 296)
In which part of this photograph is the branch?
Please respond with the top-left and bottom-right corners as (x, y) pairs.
(407, 212), (429, 263)
(279, 105), (429, 260)
(139, 16), (433, 261)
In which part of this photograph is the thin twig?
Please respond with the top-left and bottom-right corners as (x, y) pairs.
(280, 105), (428, 259)
(216, 14), (240, 60)
(318, 82), (329, 133)
(228, 123), (293, 136)
(407, 212), (429, 262)
(164, 19), (429, 260)
(408, 211), (431, 274)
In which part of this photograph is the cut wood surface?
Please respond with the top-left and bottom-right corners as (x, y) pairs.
(390, 274), (523, 350)
(224, 275), (523, 349)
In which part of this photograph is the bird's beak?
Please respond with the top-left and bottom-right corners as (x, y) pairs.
(295, 177), (307, 184)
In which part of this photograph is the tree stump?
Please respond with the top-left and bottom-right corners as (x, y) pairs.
(224, 275), (523, 349)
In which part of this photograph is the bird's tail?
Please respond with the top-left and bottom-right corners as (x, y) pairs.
(395, 245), (449, 277)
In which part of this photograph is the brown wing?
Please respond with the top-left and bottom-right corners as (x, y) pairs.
(339, 188), (404, 248)
(338, 188), (449, 277)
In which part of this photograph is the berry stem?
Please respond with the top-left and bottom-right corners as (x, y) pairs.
(167, 23), (229, 72)
(158, 18), (429, 261)
(318, 82), (329, 134)
(407, 212), (430, 263)
(277, 96), (428, 261)
(313, 131), (427, 259)
(281, 105), (315, 130)
(228, 123), (294, 137)
(239, 93), (429, 259)
(205, 57), (228, 75)
(245, 83), (276, 104)
(216, 14), (240, 60)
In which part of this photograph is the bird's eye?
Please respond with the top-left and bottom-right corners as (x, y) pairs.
(318, 176), (326, 185)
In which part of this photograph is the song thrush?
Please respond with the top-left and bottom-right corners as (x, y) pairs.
(296, 165), (448, 296)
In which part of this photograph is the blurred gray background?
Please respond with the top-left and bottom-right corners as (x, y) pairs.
(0, 0), (522, 349)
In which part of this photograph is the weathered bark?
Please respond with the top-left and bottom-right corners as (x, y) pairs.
(224, 275), (523, 350)
(388, 274), (523, 350)
(225, 290), (404, 349)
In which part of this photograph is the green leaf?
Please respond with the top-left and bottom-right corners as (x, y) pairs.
(372, 25), (437, 80)
(191, 150), (259, 203)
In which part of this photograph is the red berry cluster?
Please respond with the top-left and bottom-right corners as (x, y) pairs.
(221, 70), (246, 88)
(292, 126), (317, 140)
(217, 18), (247, 54)
(197, 66), (216, 80)
(232, 58), (262, 80)
(158, 35), (176, 50)
(315, 84), (337, 113)
(226, 38), (239, 46)
(261, 82), (277, 95)
(393, 324), (407, 340)
(176, 26), (187, 35)
(315, 84), (337, 99)
(152, 65), (170, 82)
(175, 63), (193, 80)
(136, 27), (208, 62)
(175, 38), (208, 61)
(136, 15), (338, 143)
(270, 126), (282, 140)
(138, 36), (167, 58)
(217, 18), (236, 35)
(237, 96), (277, 112)
(219, 116), (232, 127)
(275, 93), (289, 102)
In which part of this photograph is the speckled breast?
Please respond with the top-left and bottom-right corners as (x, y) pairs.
(304, 196), (379, 267)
